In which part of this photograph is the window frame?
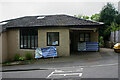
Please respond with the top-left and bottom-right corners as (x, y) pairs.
(47, 32), (59, 46)
(20, 28), (38, 49)
(79, 33), (90, 42)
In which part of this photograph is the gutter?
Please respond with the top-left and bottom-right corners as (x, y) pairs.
(1, 23), (104, 33)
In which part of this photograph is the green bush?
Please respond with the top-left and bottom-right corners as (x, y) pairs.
(99, 36), (104, 47)
(14, 53), (20, 61)
(19, 57), (25, 61)
(25, 52), (33, 60)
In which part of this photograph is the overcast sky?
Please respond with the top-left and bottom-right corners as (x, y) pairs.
(0, 1), (119, 22)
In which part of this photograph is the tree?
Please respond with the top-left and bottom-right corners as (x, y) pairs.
(90, 14), (100, 21)
(99, 3), (118, 25)
(115, 14), (120, 25)
(99, 3), (118, 41)
(74, 14), (89, 19)
(109, 22), (120, 31)
(82, 16), (89, 19)
(74, 14), (82, 18)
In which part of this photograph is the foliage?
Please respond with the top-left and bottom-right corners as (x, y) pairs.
(19, 57), (25, 61)
(25, 52), (33, 60)
(101, 22), (120, 41)
(82, 16), (89, 19)
(74, 3), (119, 42)
(99, 36), (104, 47)
(105, 22), (120, 32)
(115, 14), (120, 25)
(90, 14), (100, 21)
(99, 3), (118, 41)
(74, 14), (100, 21)
(14, 53), (20, 61)
(74, 14), (82, 18)
(3, 61), (11, 65)
(99, 3), (118, 25)
(103, 25), (111, 40)
(74, 14), (89, 19)
(109, 22), (120, 31)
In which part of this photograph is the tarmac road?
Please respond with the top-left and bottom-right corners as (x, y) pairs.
(2, 63), (118, 79)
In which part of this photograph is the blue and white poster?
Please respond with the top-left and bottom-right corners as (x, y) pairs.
(35, 48), (42, 58)
(41, 47), (57, 58)
(35, 47), (57, 58)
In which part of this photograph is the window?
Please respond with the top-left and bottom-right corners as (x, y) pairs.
(20, 28), (38, 49)
(80, 33), (84, 42)
(79, 33), (90, 42)
(47, 32), (59, 46)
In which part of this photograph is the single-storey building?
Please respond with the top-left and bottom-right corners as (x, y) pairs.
(0, 14), (104, 63)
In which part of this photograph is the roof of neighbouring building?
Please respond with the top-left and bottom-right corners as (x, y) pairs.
(0, 14), (104, 33)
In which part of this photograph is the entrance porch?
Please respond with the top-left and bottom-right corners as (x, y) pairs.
(70, 28), (99, 54)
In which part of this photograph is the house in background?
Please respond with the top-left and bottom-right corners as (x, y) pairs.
(0, 14), (104, 63)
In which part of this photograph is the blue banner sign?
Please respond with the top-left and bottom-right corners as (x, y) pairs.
(41, 47), (57, 58)
(35, 47), (57, 58)
(78, 42), (99, 51)
(35, 48), (42, 58)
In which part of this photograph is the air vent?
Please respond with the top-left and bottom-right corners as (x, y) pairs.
(37, 16), (45, 19)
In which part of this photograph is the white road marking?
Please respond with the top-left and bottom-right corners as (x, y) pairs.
(53, 66), (84, 69)
(88, 63), (118, 67)
(79, 73), (83, 77)
(47, 67), (83, 78)
(55, 70), (75, 73)
(55, 70), (64, 72)
(52, 73), (82, 77)
(47, 63), (118, 78)
(46, 62), (117, 78)
(47, 71), (55, 78)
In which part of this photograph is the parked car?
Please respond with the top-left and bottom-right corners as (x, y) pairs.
(113, 43), (120, 53)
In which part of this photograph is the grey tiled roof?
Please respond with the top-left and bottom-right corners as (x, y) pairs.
(0, 14), (104, 33)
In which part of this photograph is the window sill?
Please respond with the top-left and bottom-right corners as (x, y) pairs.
(19, 48), (36, 51)
(47, 45), (59, 46)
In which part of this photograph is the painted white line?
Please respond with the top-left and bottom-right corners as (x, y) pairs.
(52, 73), (82, 76)
(55, 66), (84, 69)
(79, 73), (83, 77)
(46, 63), (117, 78)
(55, 70), (75, 73)
(64, 73), (82, 76)
(55, 70), (64, 72)
(47, 71), (55, 78)
(88, 63), (118, 67)
(47, 68), (84, 78)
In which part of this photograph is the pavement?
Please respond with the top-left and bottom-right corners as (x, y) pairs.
(1, 48), (119, 79)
